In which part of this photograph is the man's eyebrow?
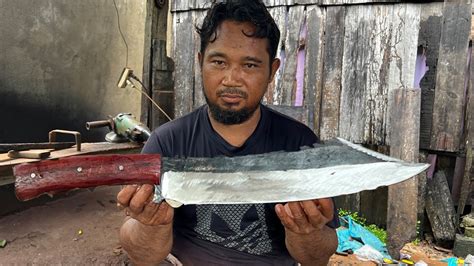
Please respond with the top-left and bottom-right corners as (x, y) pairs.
(243, 56), (263, 64)
(207, 51), (226, 58)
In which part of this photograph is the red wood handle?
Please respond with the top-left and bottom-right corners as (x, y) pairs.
(14, 154), (161, 201)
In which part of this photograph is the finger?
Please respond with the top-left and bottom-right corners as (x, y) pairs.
(152, 202), (174, 225)
(275, 204), (297, 231)
(314, 198), (334, 220)
(287, 201), (309, 228)
(117, 185), (140, 207)
(137, 201), (174, 225)
(275, 204), (298, 231)
(131, 199), (160, 224)
(300, 200), (328, 229)
(129, 184), (154, 214)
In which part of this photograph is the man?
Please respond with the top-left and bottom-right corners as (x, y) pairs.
(117, 0), (338, 265)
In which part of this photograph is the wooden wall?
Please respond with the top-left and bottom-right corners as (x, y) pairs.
(170, 1), (421, 146)
(162, 0), (472, 247)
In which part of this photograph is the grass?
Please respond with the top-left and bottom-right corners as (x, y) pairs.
(338, 209), (387, 244)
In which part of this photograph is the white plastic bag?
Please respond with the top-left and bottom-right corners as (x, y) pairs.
(353, 244), (385, 264)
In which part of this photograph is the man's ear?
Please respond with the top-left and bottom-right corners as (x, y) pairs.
(270, 58), (280, 82)
(198, 52), (203, 67)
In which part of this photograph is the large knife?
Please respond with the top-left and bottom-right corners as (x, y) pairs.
(13, 138), (429, 206)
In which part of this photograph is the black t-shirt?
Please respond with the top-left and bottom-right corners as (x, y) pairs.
(143, 104), (338, 265)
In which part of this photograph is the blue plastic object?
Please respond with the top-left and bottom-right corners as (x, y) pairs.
(336, 216), (391, 259)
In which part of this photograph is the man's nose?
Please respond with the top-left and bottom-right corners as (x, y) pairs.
(222, 66), (242, 86)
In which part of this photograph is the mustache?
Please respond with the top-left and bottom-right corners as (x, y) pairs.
(216, 88), (248, 98)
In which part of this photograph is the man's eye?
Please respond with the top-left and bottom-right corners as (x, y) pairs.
(244, 63), (257, 68)
(212, 60), (225, 66)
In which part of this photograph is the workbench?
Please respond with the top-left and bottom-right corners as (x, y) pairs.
(0, 142), (142, 186)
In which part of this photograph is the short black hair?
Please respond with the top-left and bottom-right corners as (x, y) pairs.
(196, 0), (280, 61)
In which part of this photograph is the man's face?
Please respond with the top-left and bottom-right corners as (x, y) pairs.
(200, 20), (280, 125)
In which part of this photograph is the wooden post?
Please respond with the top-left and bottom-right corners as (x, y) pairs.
(457, 44), (474, 223)
(140, 0), (155, 125)
(387, 88), (421, 258)
(319, 5), (345, 141)
(430, 0), (471, 152)
(141, 0), (172, 127)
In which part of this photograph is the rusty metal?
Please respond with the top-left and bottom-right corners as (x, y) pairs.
(0, 142), (75, 153)
(48, 130), (82, 151)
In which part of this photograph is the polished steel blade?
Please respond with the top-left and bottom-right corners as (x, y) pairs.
(159, 138), (429, 205)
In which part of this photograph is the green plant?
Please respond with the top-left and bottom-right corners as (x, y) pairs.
(412, 220), (422, 245)
(412, 238), (420, 246)
(338, 209), (387, 244)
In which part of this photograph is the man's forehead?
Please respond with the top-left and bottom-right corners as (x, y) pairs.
(216, 20), (257, 36)
(204, 20), (270, 57)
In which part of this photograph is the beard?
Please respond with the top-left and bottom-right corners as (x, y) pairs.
(205, 88), (259, 125)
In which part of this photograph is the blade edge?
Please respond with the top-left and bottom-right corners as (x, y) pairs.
(161, 162), (429, 205)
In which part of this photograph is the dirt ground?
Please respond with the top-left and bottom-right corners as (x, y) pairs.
(0, 186), (129, 265)
(0, 186), (453, 265)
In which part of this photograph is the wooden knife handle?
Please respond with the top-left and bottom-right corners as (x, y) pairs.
(13, 154), (161, 201)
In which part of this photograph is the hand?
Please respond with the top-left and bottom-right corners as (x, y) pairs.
(275, 198), (334, 235)
(117, 184), (174, 226)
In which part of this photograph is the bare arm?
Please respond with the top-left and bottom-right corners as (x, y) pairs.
(276, 199), (338, 265)
(117, 184), (175, 265)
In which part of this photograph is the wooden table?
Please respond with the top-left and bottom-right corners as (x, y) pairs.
(0, 142), (142, 186)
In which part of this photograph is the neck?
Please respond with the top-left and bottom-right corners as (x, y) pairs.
(208, 106), (261, 148)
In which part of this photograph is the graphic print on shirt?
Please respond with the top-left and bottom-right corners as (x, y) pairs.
(194, 204), (272, 255)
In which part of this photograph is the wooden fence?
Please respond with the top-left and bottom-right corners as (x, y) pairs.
(147, 0), (473, 255)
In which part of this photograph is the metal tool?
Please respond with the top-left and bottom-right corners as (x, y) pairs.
(49, 130), (82, 151)
(13, 138), (429, 204)
(158, 138), (429, 207)
(0, 130), (81, 161)
(86, 113), (151, 143)
(0, 142), (75, 153)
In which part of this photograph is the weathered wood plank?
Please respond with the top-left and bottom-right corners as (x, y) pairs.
(262, 0), (293, 6)
(451, 156), (467, 204)
(417, 152), (428, 237)
(278, 5), (305, 106)
(319, 5), (344, 140)
(334, 193), (360, 215)
(267, 105), (309, 126)
(339, 4), (420, 145)
(172, 0), (210, 12)
(339, 5), (393, 144)
(318, 0), (400, 5)
(457, 145), (473, 225)
(193, 10), (208, 109)
(385, 3), (420, 144)
(151, 40), (174, 128)
(140, 0), (155, 125)
(457, 50), (474, 220)
(425, 171), (457, 245)
(265, 6), (287, 105)
(469, 44), (474, 147)
(387, 4), (420, 91)
(172, 11), (195, 118)
(303, 5), (325, 132)
(386, 88), (421, 258)
(149, 0), (173, 128)
(171, 0), (405, 11)
(360, 186), (387, 227)
(430, 1), (471, 152)
(418, 2), (444, 150)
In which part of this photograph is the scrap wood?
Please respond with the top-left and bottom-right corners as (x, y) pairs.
(457, 144), (473, 226)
